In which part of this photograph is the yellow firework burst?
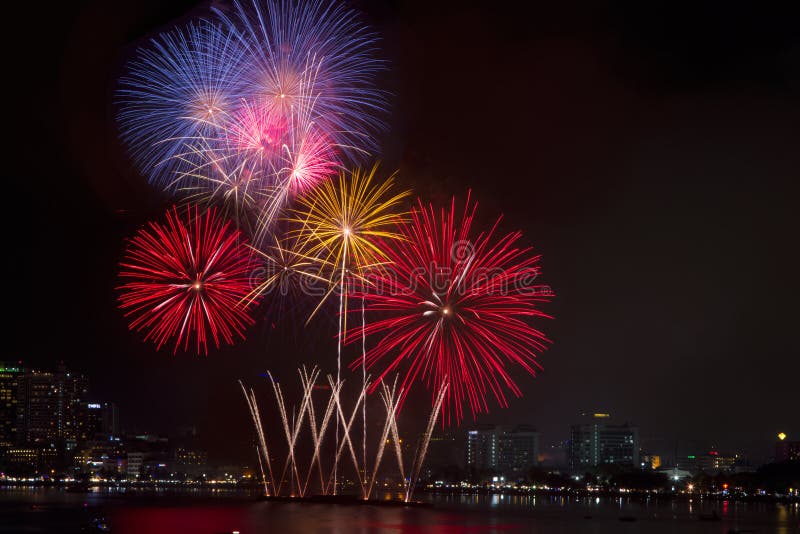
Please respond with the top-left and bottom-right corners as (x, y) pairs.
(289, 165), (410, 269)
(288, 165), (411, 324)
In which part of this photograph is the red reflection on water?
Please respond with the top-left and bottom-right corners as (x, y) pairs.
(365, 521), (521, 532)
(111, 507), (243, 534)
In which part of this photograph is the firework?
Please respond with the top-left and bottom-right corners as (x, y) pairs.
(117, 205), (259, 354)
(214, 0), (387, 161)
(117, 21), (248, 188)
(117, 0), (381, 238)
(347, 192), (553, 424)
(287, 165), (410, 321)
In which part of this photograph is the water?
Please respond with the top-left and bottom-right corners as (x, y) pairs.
(1, 488), (798, 533)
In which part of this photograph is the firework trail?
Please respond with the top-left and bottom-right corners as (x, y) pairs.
(301, 370), (339, 496)
(325, 374), (367, 497)
(405, 381), (448, 502)
(239, 368), (450, 500)
(239, 381), (275, 495)
(365, 378), (404, 500)
(267, 369), (316, 495)
(348, 192), (554, 424)
(117, 205), (260, 354)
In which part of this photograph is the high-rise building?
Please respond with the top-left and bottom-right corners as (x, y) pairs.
(498, 425), (540, 477)
(56, 365), (89, 450)
(569, 413), (639, 472)
(21, 364), (89, 449)
(700, 450), (738, 473)
(466, 425), (499, 473)
(0, 362), (24, 448)
(84, 402), (119, 440)
(23, 369), (59, 446)
(466, 425), (540, 478)
(775, 433), (800, 462)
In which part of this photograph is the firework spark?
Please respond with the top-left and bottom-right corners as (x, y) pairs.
(347, 192), (553, 424)
(117, 205), (260, 354)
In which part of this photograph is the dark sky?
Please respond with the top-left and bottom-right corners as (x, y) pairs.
(6, 0), (800, 463)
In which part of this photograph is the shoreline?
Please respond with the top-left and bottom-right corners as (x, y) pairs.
(1, 483), (797, 506)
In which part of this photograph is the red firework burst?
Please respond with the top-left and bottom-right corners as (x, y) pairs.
(117, 205), (259, 354)
(347, 192), (553, 424)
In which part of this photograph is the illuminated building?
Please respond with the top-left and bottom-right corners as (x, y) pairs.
(21, 364), (88, 449)
(775, 433), (800, 462)
(498, 425), (540, 477)
(21, 370), (58, 446)
(74, 438), (126, 475)
(0, 362), (24, 448)
(703, 450), (738, 472)
(569, 413), (639, 472)
(174, 447), (209, 476)
(126, 451), (144, 478)
(5, 447), (58, 474)
(466, 425), (499, 473)
(677, 450), (740, 474)
(466, 425), (540, 478)
(84, 402), (119, 440)
(640, 453), (661, 470)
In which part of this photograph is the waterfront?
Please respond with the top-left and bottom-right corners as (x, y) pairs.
(1, 488), (798, 533)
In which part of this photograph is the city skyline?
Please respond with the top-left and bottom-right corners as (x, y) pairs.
(2, 360), (793, 471)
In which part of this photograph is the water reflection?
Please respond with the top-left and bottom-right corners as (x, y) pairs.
(0, 489), (797, 533)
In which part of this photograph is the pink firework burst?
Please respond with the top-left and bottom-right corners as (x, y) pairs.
(117, 205), (260, 354)
(347, 192), (554, 424)
(282, 122), (339, 193)
(224, 97), (289, 158)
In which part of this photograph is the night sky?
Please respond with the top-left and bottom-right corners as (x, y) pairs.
(7, 0), (800, 463)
